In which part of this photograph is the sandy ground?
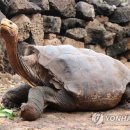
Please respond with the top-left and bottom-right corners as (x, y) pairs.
(0, 72), (130, 130)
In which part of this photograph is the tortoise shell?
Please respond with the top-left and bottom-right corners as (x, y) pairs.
(32, 45), (130, 110)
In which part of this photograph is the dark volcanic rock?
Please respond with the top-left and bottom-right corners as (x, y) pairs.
(0, 0), (41, 16)
(76, 2), (95, 20)
(29, 0), (49, 11)
(49, 0), (76, 18)
(0, 0), (10, 16)
(104, 0), (121, 6)
(85, 19), (106, 45)
(66, 28), (87, 41)
(43, 15), (61, 33)
(94, 2), (116, 16)
(106, 38), (128, 57)
(62, 18), (86, 31)
(110, 7), (130, 24)
(104, 31), (116, 46)
(104, 22), (125, 44)
(0, 11), (6, 21)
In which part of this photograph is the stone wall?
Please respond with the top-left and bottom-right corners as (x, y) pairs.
(0, 0), (130, 73)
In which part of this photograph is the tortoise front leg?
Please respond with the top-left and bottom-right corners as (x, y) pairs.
(20, 86), (76, 121)
(20, 86), (45, 121)
(1, 83), (31, 108)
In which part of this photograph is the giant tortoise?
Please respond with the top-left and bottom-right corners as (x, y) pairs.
(0, 18), (130, 121)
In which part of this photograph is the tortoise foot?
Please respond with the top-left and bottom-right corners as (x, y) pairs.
(1, 91), (20, 108)
(20, 103), (41, 121)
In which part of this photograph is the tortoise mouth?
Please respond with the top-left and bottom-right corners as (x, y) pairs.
(0, 24), (13, 30)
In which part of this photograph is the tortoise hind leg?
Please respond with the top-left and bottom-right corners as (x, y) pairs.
(120, 83), (130, 109)
(1, 83), (31, 108)
(20, 87), (76, 121)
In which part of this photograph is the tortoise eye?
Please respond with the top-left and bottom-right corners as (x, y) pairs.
(9, 22), (13, 25)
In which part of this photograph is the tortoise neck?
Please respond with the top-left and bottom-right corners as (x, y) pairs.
(4, 34), (36, 86)
(5, 35), (21, 74)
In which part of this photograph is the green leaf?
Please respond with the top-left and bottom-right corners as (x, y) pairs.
(0, 105), (16, 120)
(0, 112), (7, 117)
(2, 109), (13, 114)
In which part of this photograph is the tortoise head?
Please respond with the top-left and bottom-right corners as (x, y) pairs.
(0, 18), (18, 43)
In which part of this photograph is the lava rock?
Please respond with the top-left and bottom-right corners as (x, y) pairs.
(0, 11), (6, 21)
(43, 15), (61, 33)
(105, 22), (124, 33)
(104, 0), (121, 6)
(49, 0), (76, 18)
(106, 38), (128, 57)
(110, 6), (130, 24)
(31, 13), (44, 45)
(60, 37), (85, 48)
(11, 14), (31, 42)
(62, 18), (86, 31)
(94, 2), (116, 16)
(104, 31), (116, 46)
(0, 0), (10, 16)
(44, 33), (57, 39)
(29, 0), (49, 11)
(85, 19), (106, 45)
(44, 38), (62, 46)
(78, 0), (103, 4)
(76, 2), (95, 20)
(1, 0), (41, 16)
(86, 44), (106, 54)
(105, 22), (125, 44)
(66, 28), (87, 41)
(125, 51), (130, 61)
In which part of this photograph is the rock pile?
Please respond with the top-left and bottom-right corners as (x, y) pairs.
(1, 0), (130, 73)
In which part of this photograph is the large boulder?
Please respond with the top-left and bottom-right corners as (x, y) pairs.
(76, 2), (95, 20)
(43, 15), (61, 33)
(49, 0), (76, 18)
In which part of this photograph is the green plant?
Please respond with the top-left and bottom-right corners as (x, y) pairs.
(0, 104), (16, 120)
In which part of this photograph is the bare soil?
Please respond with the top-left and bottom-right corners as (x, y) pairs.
(0, 72), (130, 130)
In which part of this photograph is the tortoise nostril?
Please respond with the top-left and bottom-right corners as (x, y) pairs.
(9, 22), (12, 25)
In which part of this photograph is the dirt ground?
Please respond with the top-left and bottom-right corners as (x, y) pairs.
(0, 72), (130, 130)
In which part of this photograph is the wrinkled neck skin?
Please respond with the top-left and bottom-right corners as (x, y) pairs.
(1, 31), (36, 87)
